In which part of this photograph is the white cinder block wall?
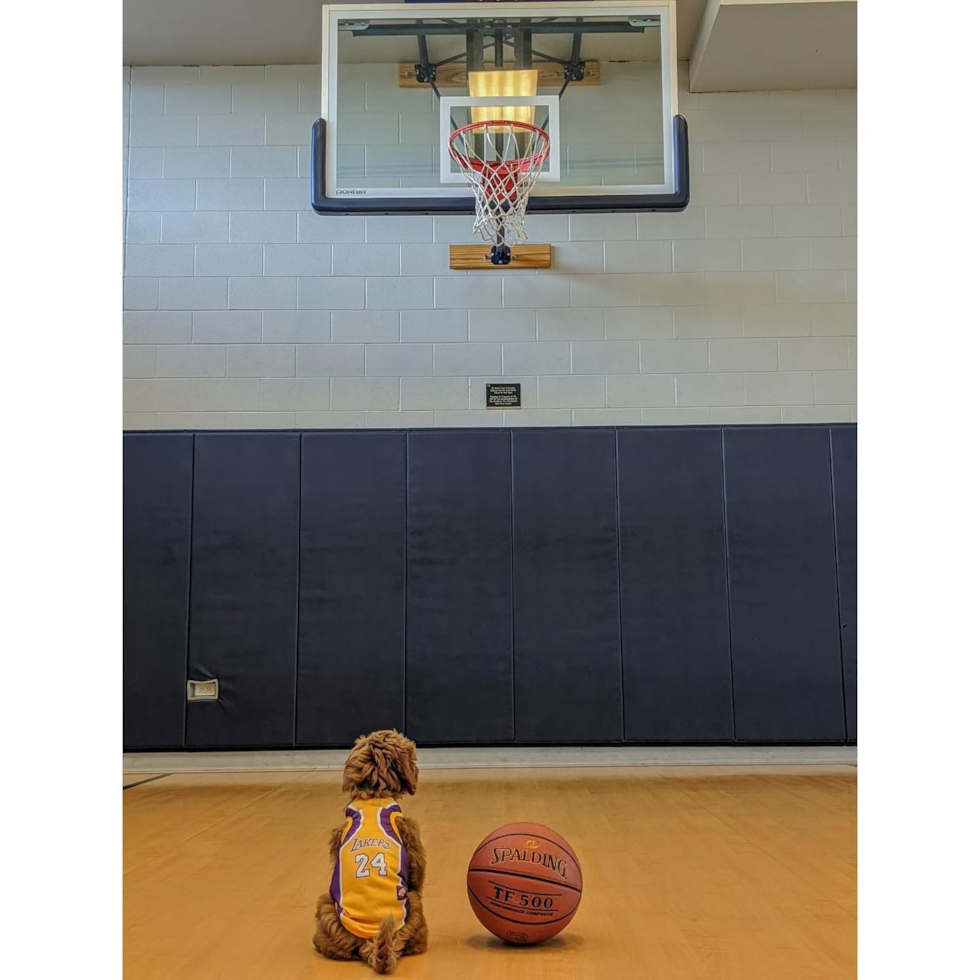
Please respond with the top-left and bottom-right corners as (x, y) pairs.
(122, 63), (856, 430)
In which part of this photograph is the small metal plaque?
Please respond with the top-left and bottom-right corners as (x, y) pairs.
(486, 383), (521, 408)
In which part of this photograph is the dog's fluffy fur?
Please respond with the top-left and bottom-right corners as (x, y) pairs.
(313, 731), (428, 975)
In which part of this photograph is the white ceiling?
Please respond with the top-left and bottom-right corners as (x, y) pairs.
(123, 1), (709, 66)
(123, 0), (856, 92)
(124, 0), (326, 66)
(690, 0), (857, 92)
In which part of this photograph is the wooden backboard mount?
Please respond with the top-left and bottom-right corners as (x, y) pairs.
(449, 243), (553, 270)
(398, 60), (600, 88)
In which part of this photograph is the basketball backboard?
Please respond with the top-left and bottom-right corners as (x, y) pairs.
(311, 1), (689, 216)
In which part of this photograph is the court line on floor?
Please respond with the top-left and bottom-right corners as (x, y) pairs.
(123, 769), (313, 879)
(123, 774), (172, 790)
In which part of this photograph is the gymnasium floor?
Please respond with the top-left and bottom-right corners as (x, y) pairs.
(124, 765), (856, 979)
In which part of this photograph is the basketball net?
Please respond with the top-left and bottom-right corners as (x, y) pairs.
(448, 120), (551, 264)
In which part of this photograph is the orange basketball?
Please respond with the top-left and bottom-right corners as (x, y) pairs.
(466, 822), (583, 945)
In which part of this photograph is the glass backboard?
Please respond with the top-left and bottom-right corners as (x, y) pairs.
(312, 2), (688, 215)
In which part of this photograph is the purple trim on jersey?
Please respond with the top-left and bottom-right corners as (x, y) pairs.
(330, 807), (363, 907)
(377, 801), (402, 843)
(329, 855), (342, 907)
(378, 802), (410, 893)
(340, 805), (363, 845)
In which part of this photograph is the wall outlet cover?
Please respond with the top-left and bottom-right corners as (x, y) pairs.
(187, 679), (219, 701)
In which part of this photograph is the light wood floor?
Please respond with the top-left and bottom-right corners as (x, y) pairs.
(124, 765), (856, 979)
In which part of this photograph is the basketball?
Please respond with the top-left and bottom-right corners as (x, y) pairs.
(466, 822), (583, 945)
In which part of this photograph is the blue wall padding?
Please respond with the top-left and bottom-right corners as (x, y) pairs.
(831, 425), (857, 742)
(123, 424), (856, 748)
(297, 431), (407, 745)
(618, 428), (735, 741)
(123, 433), (193, 748)
(512, 429), (624, 742)
(724, 427), (846, 741)
(406, 431), (515, 743)
(185, 433), (300, 748)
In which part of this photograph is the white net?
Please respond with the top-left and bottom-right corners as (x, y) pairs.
(448, 121), (551, 247)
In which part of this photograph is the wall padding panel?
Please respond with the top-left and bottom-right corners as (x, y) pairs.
(185, 433), (300, 748)
(123, 433), (193, 749)
(831, 426), (857, 743)
(618, 428), (734, 741)
(296, 432), (406, 745)
(123, 424), (857, 749)
(724, 426), (846, 742)
(406, 431), (514, 743)
(512, 429), (623, 743)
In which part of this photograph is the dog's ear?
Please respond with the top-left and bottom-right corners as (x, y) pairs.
(342, 734), (373, 794)
(393, 733), (420, 796)
(343, 730), (419, 797)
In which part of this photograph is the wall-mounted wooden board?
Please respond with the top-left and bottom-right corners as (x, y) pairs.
(398, 60), (601, 89)
(449, 244), (552, 270)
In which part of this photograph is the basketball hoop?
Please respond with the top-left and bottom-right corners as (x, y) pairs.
(448, 119), (551, 266)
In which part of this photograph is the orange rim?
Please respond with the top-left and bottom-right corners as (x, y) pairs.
(448, 120), (551, 176)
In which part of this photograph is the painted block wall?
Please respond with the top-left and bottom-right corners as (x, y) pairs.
(123, 62), (857, 430)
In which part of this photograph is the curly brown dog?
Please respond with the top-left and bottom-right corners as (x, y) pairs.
(313, 730), (428, 975)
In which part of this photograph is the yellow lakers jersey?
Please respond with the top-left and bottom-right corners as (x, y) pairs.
(329, 797), (409, 939)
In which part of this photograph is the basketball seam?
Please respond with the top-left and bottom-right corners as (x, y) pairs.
(467, 867), (582, 894)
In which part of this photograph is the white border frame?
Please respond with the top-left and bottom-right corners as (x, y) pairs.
(320, 2), (679, 201)
(439, 95), (562, 184)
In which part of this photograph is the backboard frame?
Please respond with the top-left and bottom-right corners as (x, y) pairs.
(311, 1), (690, 216)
